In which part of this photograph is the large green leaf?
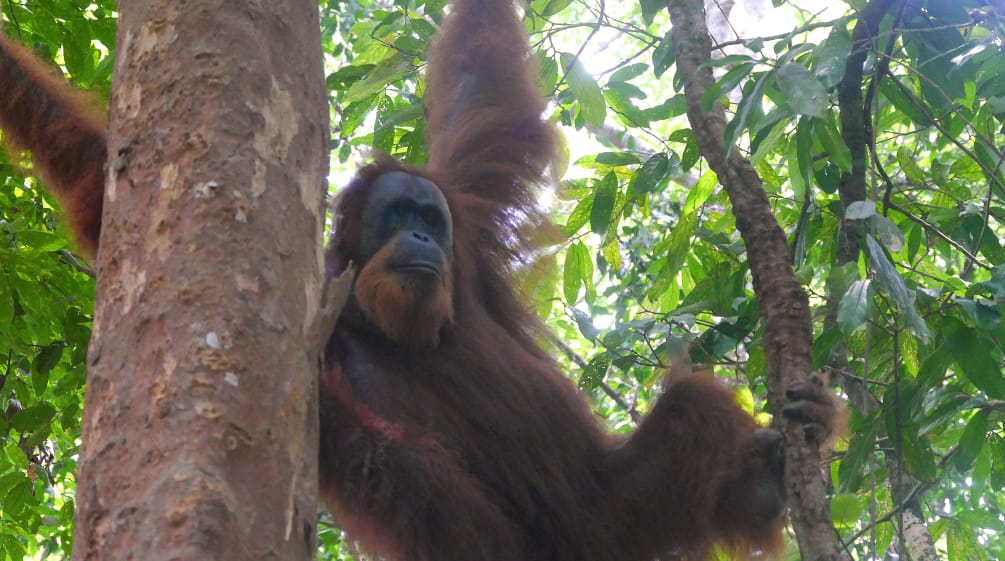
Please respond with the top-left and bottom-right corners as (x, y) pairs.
(10, 404), (56, 433)
(948, 329), (1005, 399)
(837, 279), (871, 332)
(590, 173), (619, 236)
(562, 53), (606, 126)
(776, 62), (828, 118)
(563, 241), (593, 305)
(866, 236), (931, 341)
(954, 409), (989, 471)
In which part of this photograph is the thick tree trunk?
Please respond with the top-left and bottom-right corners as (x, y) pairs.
(72, 2), (328, 560)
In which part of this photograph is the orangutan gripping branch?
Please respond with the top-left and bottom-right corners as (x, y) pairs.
(0, 2), (836, 559)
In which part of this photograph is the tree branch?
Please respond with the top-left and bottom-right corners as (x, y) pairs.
(665, 1), (847, 559)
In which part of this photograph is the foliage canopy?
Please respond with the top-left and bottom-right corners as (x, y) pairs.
(1, 0), (1003, 559)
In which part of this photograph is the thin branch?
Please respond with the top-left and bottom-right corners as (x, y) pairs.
(545, 331), (642, 422)
(842, 445), (959, 547)
(57, 249), (96, 277)
(884, 200), (991, 270)
(554, 0), (604, 95)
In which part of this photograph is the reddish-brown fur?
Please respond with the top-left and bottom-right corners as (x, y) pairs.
(320, 2), (804, 560)
(0, 33), (105, 255)
(352, 222), (455, 348)
(1, 2), (837, 560)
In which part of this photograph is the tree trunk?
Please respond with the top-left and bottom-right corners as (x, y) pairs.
(72, 2), (328, 560)
(666, 1), (848, 560)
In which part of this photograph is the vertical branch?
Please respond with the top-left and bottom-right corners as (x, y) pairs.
(665, 1), (848, 560)
(72, 2), (328, 560)
(835, 0), (897, 262)
(833, 2), (940, 560)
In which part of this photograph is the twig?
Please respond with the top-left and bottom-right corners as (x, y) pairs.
(58, 249), (96, 277)
(545, 330), (642, 422)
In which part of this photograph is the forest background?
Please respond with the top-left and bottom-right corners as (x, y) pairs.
(1, 0), (1004, 560)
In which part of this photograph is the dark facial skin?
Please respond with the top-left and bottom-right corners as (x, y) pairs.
(360, 171), (453, 277)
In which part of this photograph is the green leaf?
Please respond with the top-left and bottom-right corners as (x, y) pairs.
(538, 0), (573, 16)
(872, 214), (905, 252)
(590, 173), (618, 236)
(750, 113), (788, 164)
(956, 298), (1001, 331)
(949, 153), (983, 182)
(64, 19), (95, 79)
(639, 0), (663, 25)
(562, 53), (606, 126)
(579, 352), (610, 388)
(664, 212), (697, 281)
(563, 241), (592, 304)
(957, 508), (1005, 533)
(373, 95), (395, 153)
(571, 308), (599, 341)
(813, 160), (841, 193)
(845, 201), (876, 220)
(830, 493), (862, 528)
(787, 118), (813, 198)
(327, 64), (376, 90)
(948, 520), (982, 561)
(900, 433), (938, 481)
(970, 435), (993, 498)
(10, 403), (56, 433)
(724, 70), (771, 155)
(837, 280), (871, 332)
(595, 152), (642, 166)
(602, 237), (622, 271)
(866, 236), (931, 341)
(776, 62), (828, 118)
(917, 343), (954, 387)
(839, 415), (880, 492)
(813, 28), (852, 89)
(879, 76), (932, 126)
(684, 171), (718, 214)
(629, 153), (671, 196)
(701, 55), (754, 68)
(649, 94), (687, 122)
(811, 328), (845, 370)
(344, 54), (412, 104)
(33, 343), (63, 394)
(896, 146), (928, 185)
(652, 32), (675, 78)
(948, 329), (1005, 399)
(60, 498), (76, 525)
(609, 63), (648, 83)
(2, 530), (27, 561)
(16, 230), (67, 251)
(564, 193), (594, 235)
(6, 477), (34, 512)
(605, 85), (651, 127)
(538, 54), (559, 94)
(701, 63), (754, 112)
(954, 409), (989, 471)
(34, 343), (63, 374)
(681, 134), (700, 172)
(815, 119), (852, 173)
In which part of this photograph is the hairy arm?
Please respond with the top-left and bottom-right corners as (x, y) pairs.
(605, 374), (785, 560)
(424, 0), (556, 213)
(0, 33), (107, 256)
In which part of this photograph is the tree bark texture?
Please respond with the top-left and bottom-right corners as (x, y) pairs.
(835, 0), (896, 263)
(833, 2), (940, 558)
(665, 1), (849, 560)
(72, 2), (328, 560)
